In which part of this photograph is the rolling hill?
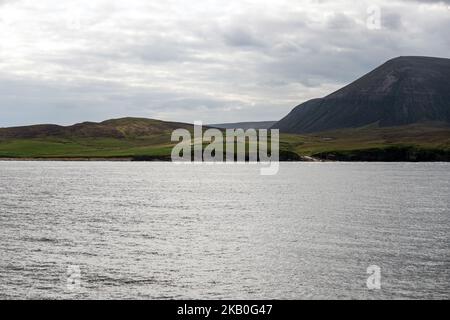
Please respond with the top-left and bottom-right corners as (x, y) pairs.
(0, 118), (193, 139)
(0, 118), (194, 160)
(0, 117), (449, 161)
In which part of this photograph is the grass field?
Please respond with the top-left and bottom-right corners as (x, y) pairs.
(0, 121), (449, 160)
(285, 123), (450, 156)
(0, 137), (173, 158)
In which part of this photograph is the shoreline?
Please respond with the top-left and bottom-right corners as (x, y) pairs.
(0, 157), (146, 162)
(0, 157), (449, 162)
(0, 157), (318, 162)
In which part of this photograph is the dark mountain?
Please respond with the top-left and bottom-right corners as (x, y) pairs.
(210, 121), (277, 130)
(273, 56), (450, 133)
(0, 117), (193, 139)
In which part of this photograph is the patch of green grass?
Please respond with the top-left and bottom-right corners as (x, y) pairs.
(283, 123), (450, 156)
(0, 137), (174, 158)
(0, 123), (449, 160)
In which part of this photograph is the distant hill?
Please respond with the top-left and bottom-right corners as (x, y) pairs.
(0, 118), (195, 160)
(210, 121), (277, 130)
(0, 117), (449, 161)
(273, 56), (450, 133)
(0, 117), (193, 139)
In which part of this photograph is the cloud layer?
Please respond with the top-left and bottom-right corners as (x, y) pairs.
(0, 0), (449, 126)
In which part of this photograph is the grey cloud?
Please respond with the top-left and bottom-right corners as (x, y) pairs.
(0, 0), (18, 5)
(326, 13), (357, 30)
(382, 13), (403, 30)
(0, 0), (449, 126)
(222, 27), (266, 48)
(404, 0), (450, 3)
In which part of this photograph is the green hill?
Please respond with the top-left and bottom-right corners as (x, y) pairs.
(0, 118), (192, 160)
(0, 118), (449, 161)
(282, 122), (450, 161)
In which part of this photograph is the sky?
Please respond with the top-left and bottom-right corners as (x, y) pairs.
(0, 0), (449, 127)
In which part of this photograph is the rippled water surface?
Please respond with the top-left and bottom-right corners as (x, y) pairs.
(0, 162), (449, 299)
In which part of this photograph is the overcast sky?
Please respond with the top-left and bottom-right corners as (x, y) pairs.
(0, 0), (449, 126)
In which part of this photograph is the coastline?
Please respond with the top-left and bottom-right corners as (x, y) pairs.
(0, 157), (135, 162)
(0, 157), (318, 162)
(1, 147), (449, 162)
(1, 157), (449, 162)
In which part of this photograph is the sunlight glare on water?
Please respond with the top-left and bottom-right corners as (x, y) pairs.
(0, 162), (449, 299)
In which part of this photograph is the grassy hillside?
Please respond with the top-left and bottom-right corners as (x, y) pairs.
(283, 122), (450, 154)
(0, 119), (449, 161)
(0, 118), (190, 159)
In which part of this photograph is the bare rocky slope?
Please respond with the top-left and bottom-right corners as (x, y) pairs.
(273, 56), (450, 133)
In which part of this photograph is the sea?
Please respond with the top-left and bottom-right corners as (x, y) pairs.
(0, 162), (448, 299)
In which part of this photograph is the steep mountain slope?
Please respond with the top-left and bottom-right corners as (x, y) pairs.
(273, 56), (450, 133)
